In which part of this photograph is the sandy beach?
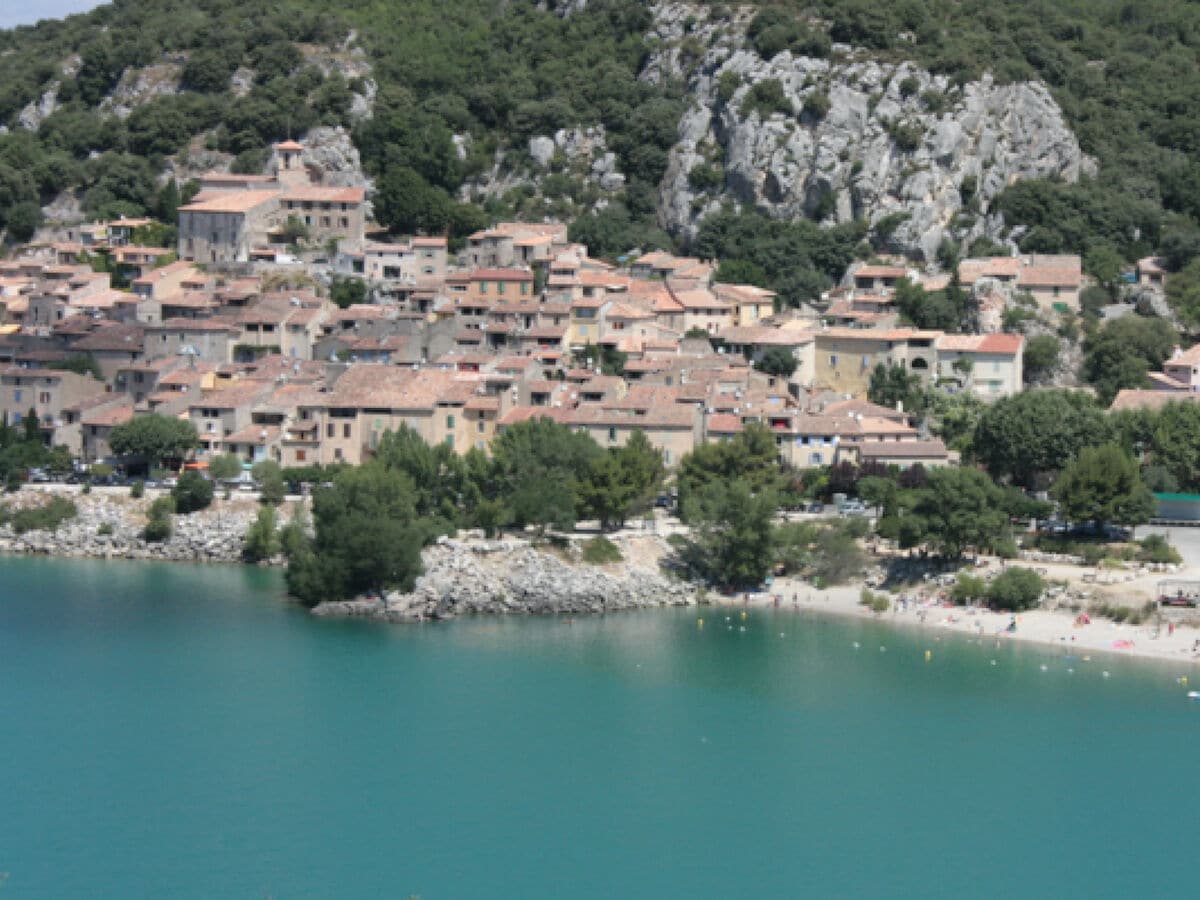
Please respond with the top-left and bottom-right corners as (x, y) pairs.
(716, 569), (1200, 669)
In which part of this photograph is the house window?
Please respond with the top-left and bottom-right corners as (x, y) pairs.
(340, 217), (349, 228)
(446, 415), (455, 430)
(326, 423), (334, 438)
(39, 392), (50, 403)
(13, 390), (21, 403)
(320, 217), (331, 228)
(809, 452), (823, 465)
(477, 421), (485, 434)
(497, 282), (506, 295)
(829, 355), (838, 367)
(341, 423), (351, 439)
(334, 448), (343, 460)
(296, 449), (307, 462)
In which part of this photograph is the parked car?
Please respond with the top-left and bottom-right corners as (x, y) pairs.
(807, 501), (825, 514)
(839, 500), (868, 516)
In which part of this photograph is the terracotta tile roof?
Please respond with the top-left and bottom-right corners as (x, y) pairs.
(281, 186), (366, 204)
(1107, 389), (1200, 413)
(855, 265), (909, 279)
(80, 402), (135, 428)
(1017, 264), (1084, 289)
(934, 333), (1023, 354)
(470, 268), (535, 282)
(1166, 345), (1200, 367)
(706, 413), (744, 434)
(499, 405), (574, 426)
(859, 439), (949, 459)
(73, 324), (144, 352)
(179, 190), (280, 214)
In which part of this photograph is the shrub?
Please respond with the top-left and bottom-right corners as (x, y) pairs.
(142, 515), (172, 543)
(243, 506), (280, 562)
(171, 470), (214, 514)
(859, 587), (889, 613)
(97, 522), (114, 536)
(130, 480), (145, 499)
(581, 536), (623, 564)
(802, 91), (830, 120)
(1137, 534), (1182, 564)
(10, 497), (78, 534)
(741, 79), (792, 119)
(950, 572), (988, 604)
(986, 567), (1045, 611)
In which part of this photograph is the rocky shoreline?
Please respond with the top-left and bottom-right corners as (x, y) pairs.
(0, 487), (268, 564)
(312, 535), (697, 622)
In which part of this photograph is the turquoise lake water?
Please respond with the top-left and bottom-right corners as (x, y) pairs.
(1, 556), (1198, 898)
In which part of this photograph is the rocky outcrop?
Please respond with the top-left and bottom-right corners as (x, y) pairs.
(647, 2), (1094, 260)
(295, 126), (370, 189)
(0, 488), (269, 564)
(312, 535), (696, 623)
(101, 63), (183, 120)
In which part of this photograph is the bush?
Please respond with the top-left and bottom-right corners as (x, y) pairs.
(950, 572), (988, 604)
(986, 567), (1045, 611)
(130, 480), (144, 499)
(9, 497), (78, 534)
(1137, 534), (1182, 564)
(859, 587), (889, 614)
(142, 514), (172, 542)
(97, 522), (114, 536)
(243, 506), (280, 562)
(741, 79), (792, 119)
(171, 470), (214, 514)
(581, 535), (623, 564)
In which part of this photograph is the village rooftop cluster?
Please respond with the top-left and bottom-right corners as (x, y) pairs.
(0, 140), (1183, 477)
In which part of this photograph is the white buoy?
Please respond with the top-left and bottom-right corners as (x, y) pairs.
(1040, 664), (1048, 671)
(1102, 671), (1110, 678)
(990, 660), (997, 666)
(852, 642), (861, 649)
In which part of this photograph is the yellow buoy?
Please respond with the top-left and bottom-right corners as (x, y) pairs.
(740, 610), (748, 620)
(697, 618), (704, 628)
(924, 650), (932, 662)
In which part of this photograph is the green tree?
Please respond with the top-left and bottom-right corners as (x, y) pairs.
(487, 417), (601, 532)
(171, 470), (214, 514)
(243, 505), (280, 562)
(1023, 334), (1060, 384)
(677, 423), (782, 517)
(578, 431), (664, 531)
(986, 567), (1045, 611)
(1166, 258), (1200, 329)
(207, 453), (243, 482)
(678, 478), (776, 588)
(251, 459), (287, 505)
(375, 425), (473, 527)
(973, 390), (1111, 488)
(867, 363), (923, 413)
(754, 346), (798, 378)
(285, 464), (429, 605)
(109, 414), (198, 469)
(330, 276), (367, 308)
(908, 467), (1010, 558)
(1082, 316), (1178, 405)
(1145, 401), (1200, 490)
(1051, 443), (1154, 528)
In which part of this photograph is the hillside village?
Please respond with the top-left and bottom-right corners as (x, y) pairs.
(0, 137), (1188, 483)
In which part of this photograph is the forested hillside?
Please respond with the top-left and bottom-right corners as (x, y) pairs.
(1, 0), (1199, 294)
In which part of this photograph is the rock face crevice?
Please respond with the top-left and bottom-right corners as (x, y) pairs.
(313, 536), (696, 622)
(647, 2), (1094, 260)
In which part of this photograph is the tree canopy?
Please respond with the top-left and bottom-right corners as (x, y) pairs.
(973, 390), (1111, 488)
(1051, 443), (1154, 528)
(108, 414), (198, 469)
